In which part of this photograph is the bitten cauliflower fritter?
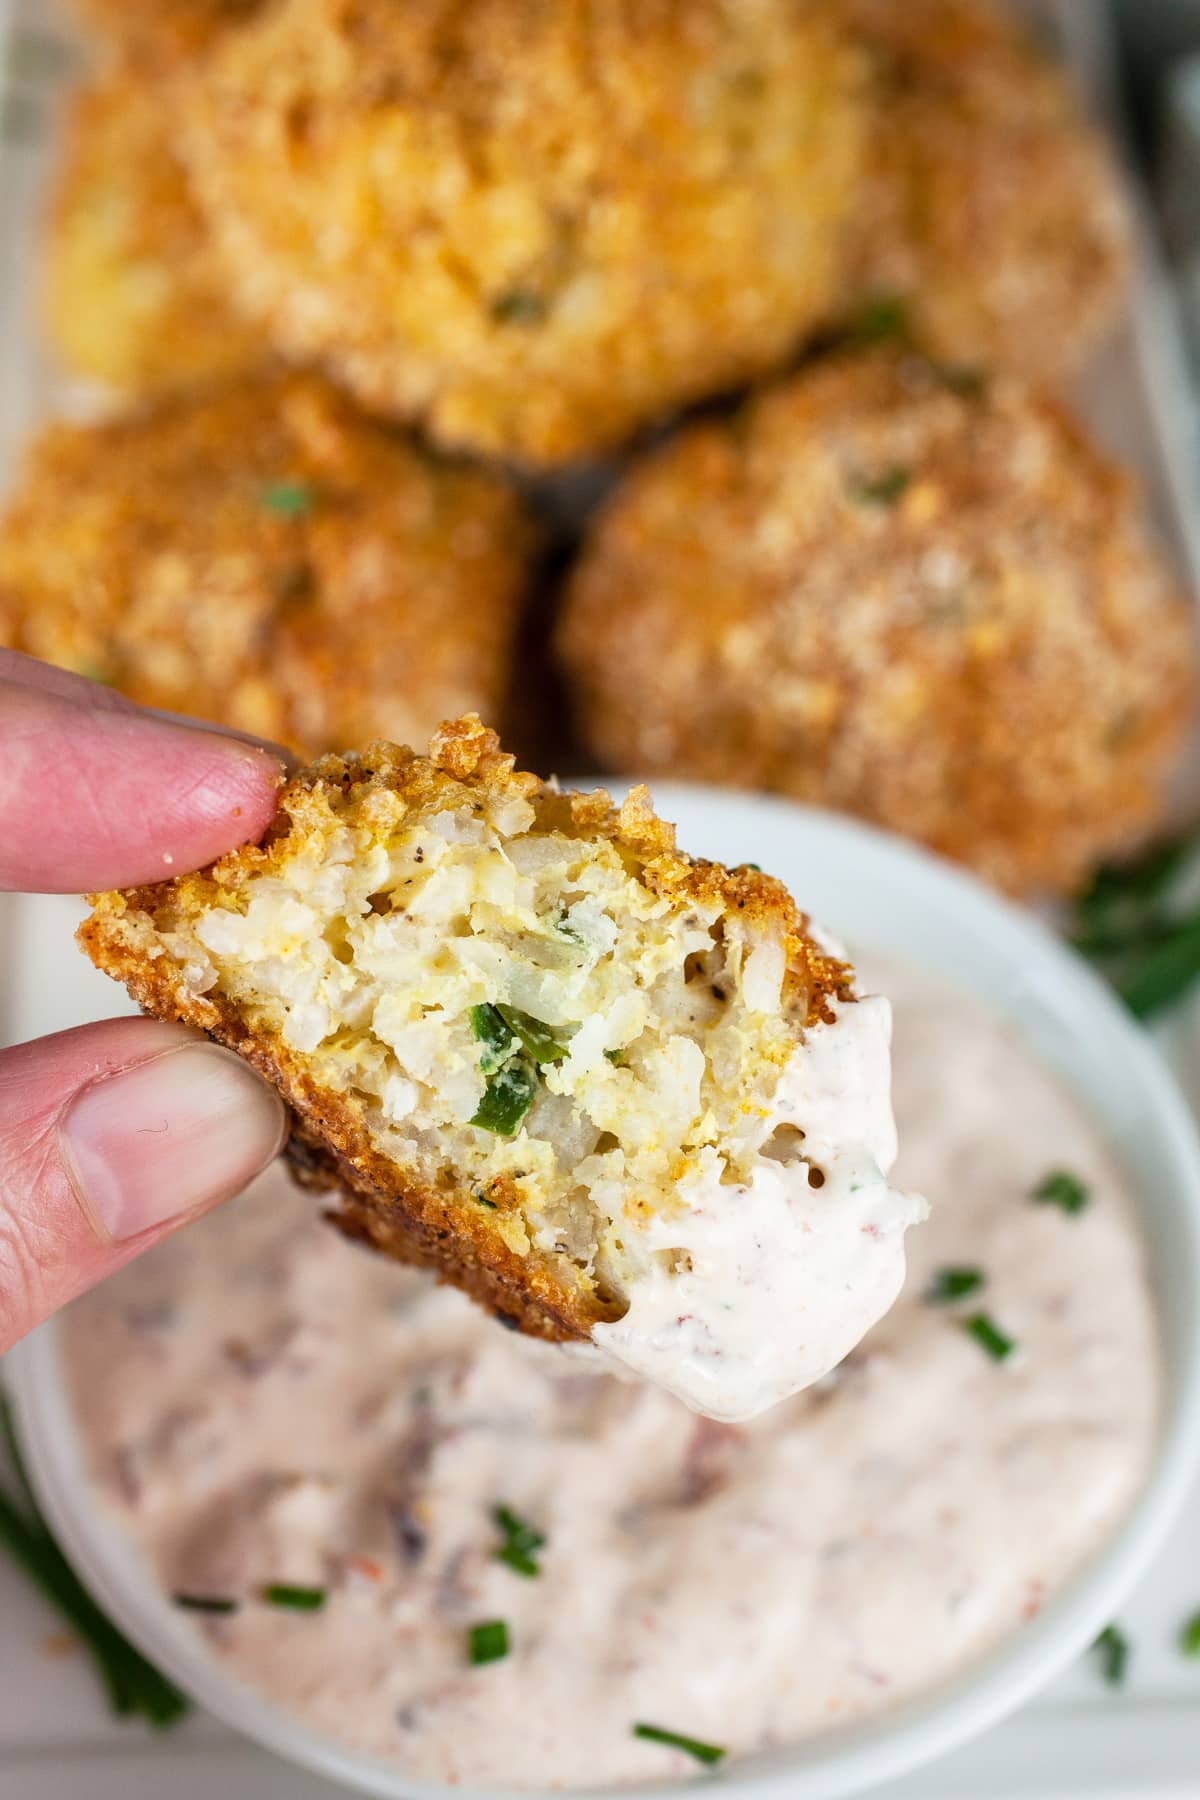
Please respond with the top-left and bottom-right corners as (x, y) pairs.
(66, 0), (260, 68)
(0, 374), (535, 759)
(559, 351), (1193, 897)
(179, 0), (866, 466)
(836, 0), (1130, 380)
(80, 719), (922, 1419)
(43, 76), (262, 397)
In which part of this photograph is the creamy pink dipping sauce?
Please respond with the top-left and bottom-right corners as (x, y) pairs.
(61, 962), (1161, 1788)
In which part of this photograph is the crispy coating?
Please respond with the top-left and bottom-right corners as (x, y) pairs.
(80, 717), (851, 1341)
(179, 0), (866, 466)
(0, 374), (536, 758)
(66, 0), (260, 69)
(835, 0), (1130, 380)
(43, 75), (262, 397)
(559, 350), (1194, 896)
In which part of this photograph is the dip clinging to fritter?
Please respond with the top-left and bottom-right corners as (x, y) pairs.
(80, 718), (923, 1420)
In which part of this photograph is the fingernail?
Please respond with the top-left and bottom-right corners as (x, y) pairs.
(61, 1045), (287, 1242)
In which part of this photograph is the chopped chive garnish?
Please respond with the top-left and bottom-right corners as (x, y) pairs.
(261, 480), (314, 518)
(1180, 1611), (1200, 1657)
(470, 1003), (515, 1074)
(926, 1266), (985, 1304)
(852, 467), (911, 506)
(474, 1191), (498, 1209)
(469, 1618), (510, 1665)
(633, 1723), (726, 1767)
(495, 1004), (568, 1066)
(491, 289), (547, 325)
(743, 862), (762, 872)
(470, 1058), (538, 1136)
(604, 1048), (625, 1065)
(1032, 1170), (1090, 1215)
(173, 1593), (239, 1614)
(493, 1504), (546, 1578)
(1092, 1623), (1130, 1686)
(0, 1397), (189, 1727)
(260, 1584), (326, 1611)
(848, 294), (910, 344)
(963, 1312), (1015, 1362)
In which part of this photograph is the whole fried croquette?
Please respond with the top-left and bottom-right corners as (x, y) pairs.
(178, 0), (866, 466)
(0, 374), (535, 759)
(836, 0), (1130, 380)
(558, 350), (1194, 897)
(43, 76), (262, 397)
(79, 718), (923, 1420)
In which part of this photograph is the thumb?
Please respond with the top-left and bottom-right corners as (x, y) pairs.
(0, 1017), (286, 1352)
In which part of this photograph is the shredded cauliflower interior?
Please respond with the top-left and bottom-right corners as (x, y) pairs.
(165, 800), (802, 1310)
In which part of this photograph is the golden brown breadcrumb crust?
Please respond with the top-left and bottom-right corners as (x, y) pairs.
(559, 350), (1194, 896)
(0, 374), (536, 759)
(43, 75), (263, 397)
(178, 0), (866, 465)
(67, 0), (261, 69)
(835, 0), (1130, 380)
(79, 717), (852, 1340)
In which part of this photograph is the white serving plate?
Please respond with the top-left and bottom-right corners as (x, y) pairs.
(4, 0), (1200, 1795)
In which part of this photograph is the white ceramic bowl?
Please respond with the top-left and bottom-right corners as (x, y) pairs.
(9, 786), (1200, 1800)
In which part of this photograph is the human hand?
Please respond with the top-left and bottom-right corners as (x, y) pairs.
(0, 651), (289, 1351)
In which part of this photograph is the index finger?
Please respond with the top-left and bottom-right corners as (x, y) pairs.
(0, 670), (286, 893)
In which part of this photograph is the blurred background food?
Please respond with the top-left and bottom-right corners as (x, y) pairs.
(42, 74), (260, 396)
(0, 373), (536, 758)
(176, 0), (867, 466)
(559, 350), (1191, 895)
(1, 0), (1196, 907)
(833, 0), (1131, 380)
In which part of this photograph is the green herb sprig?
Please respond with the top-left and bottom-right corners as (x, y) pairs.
(260, 1583), (326, 1611)
(926, 1266), (985, 1304)
(468, 1003), (570, 1136)
(1071, 837), (1200, 1021)
(1032, 1170), (1089, 1215)
(963, 1312), (1016, 1363)
(493, 1504), (546, 1579)
(469, 1618), (510, 1665)
(0, 1394), (189, 1727)
(1092, 1623), (1130, 1686)
(633, 1723), (726, 1767)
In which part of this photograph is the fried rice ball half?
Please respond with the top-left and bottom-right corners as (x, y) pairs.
(178, 0), (866, 466)
(0, 374), (535, 759)
(43, 75), (263, 398)
(836, 0), (1130, 380)
(558, 350), (1194, 897)
(66, 0), (260, 69)
(80, 717), (923, 1419)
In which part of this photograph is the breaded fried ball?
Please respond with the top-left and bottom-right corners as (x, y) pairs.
(837, 0), (1130, 380)
(81, 717), (922, 1419)
(67, 0), (259, 69)
(559, 351), (1193, 896)
(0, 375), (535, 758)
(179, 0), (866, 466)
(43, 76), (262, 397)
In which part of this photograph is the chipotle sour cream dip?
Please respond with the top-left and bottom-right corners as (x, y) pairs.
(60, 963), (1160, 1789)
